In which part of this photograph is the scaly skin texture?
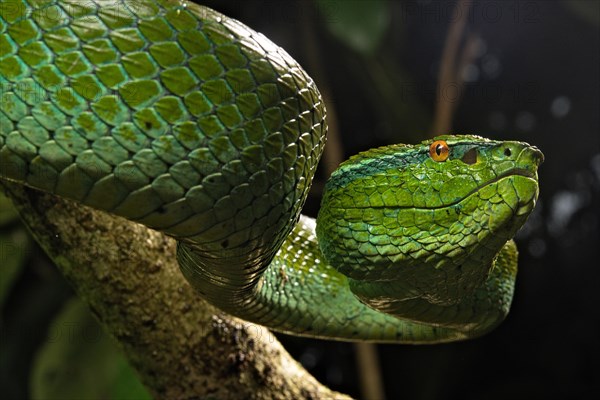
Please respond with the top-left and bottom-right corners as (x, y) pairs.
(0, 0), (543, 343)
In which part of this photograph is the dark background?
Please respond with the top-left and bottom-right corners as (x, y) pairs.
(1, 1), (599, 399)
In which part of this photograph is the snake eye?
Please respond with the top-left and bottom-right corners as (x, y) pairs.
(429, 140), (450, 162)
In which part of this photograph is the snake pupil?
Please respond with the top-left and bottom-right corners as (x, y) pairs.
(429, 140), (449, 161)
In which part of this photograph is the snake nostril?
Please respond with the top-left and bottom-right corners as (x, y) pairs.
(504, 148), (512, 157)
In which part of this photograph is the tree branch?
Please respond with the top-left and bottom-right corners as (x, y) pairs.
(1, 182), (351, 400)
(431, 0), (474, 136)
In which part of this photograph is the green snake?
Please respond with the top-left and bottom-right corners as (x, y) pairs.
(0, 0), (543, 343)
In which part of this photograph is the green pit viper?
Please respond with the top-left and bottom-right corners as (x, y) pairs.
(0, 0), (543, 343)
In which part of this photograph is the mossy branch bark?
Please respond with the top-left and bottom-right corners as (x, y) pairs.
(1, 182), (351, 400)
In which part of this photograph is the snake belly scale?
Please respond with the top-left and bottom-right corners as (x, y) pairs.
(0, 0), (543, 343)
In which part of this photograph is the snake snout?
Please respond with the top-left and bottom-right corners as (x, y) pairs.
(515, 143), (544, 170)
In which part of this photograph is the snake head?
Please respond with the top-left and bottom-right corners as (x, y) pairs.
(316, 135), (543, 306)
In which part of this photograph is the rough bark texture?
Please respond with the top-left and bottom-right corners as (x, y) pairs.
(1, 182), (351, 400)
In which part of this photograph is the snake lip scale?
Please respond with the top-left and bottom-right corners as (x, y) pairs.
(0, 0), (543, 343)
(328, 168), (539, 212)
(456, 168), (540, 209)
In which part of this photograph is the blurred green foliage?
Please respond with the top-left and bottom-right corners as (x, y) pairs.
(30, 299), (151, 400)
(1, 192), (150, 398)
(0, 229), (28, 308)
(0, 193), (28, 308)
(561, 0), (600, 27)
(0, 193), (18, 226)
(315, 0), (391, 55)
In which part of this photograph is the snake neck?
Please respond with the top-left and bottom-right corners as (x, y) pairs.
(177, 241), (276, 305)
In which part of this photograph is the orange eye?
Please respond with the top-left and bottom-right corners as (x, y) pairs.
(429, 140), (450, 162)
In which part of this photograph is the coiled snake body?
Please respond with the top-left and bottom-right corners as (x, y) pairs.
(0, 0), (542, 342)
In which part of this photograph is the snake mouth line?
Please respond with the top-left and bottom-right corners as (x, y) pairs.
(332, 168), (538, 211)
(454, 167), (537, 207)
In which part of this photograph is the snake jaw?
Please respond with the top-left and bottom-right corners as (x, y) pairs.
(490, 142), (543, 218)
